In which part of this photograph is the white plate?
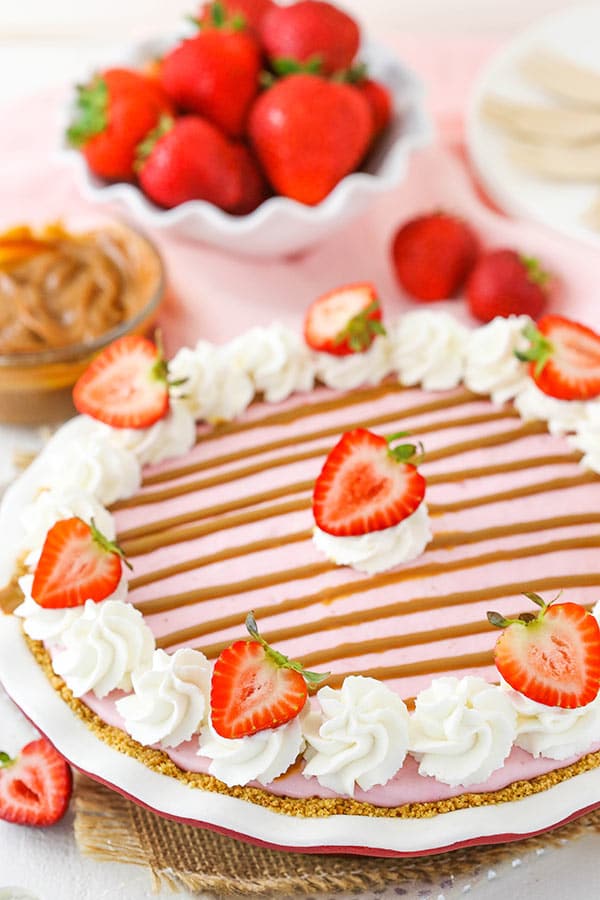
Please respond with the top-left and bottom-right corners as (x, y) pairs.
(466, 3), (600, 250)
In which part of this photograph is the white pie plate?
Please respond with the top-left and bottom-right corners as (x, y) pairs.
(466, 2), (600, 251)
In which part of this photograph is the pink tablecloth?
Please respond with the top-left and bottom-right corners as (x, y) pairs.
(1, 34), (597, 352)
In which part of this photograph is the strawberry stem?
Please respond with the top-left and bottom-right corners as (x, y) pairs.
(514, 322), (555, 378)
(487, 590), (563, 630)
(386, 432), (424, 465)
(134, 114), (174, 173)
(245, 612), (329, 686)
(272, 56), (323, 76)
(0, 751), (15, 768)
(332, 62), (368, 84)
(333, 299), (386, 353)
(521, 255), (550, 288)
(90, 518), (133, 571)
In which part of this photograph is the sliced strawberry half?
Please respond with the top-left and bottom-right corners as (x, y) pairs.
(32, 517), (129, 609)
(304, 282), (386, 356)
(515, 315), (600, 401)
(488, 593), (600, 709)
(312, 428), (426, 537)
(0, 738), (72, 827)
(73, 334), (170, 429)
(210, 612), (327, 739)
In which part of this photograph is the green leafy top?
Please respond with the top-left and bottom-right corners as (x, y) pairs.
(90, 518), (132, 571)
(514, 322), (555, 378)
(245, 612), (329, 686)
(134, 114), (175, 172)
(334, 300), (387, 353)
(66, 79), (109, 147)
(487, 590), (562, 629)
(385, 432), (424, 466)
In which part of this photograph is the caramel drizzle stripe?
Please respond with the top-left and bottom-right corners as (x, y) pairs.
(129, 510), (600, 594)
(195, 381), (410, 443)
(324, 651), (497, 691)
(120, 450), (581, 545)
(169, 572), (600, 656)
(142, 532), (600, 620)
(120, 467), (593, 557)
(141, 390), (480, 488)
(116, 407), (518, 511)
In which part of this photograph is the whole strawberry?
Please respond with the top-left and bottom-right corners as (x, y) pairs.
(197, 0), (274, 36)
(136, 116), (243, 211)
(248, 73), (372, 205)
(467, 249), (550, 323)
(260, 0), (360, 75)
(229, 144), (271, 214)
(67, 68), (172, 182)
(358, 78), (393, 140)
(391, 212), (479, 302)
(160, 7), (261, 137)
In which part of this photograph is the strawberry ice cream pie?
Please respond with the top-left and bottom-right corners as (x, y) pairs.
(2, 290), (600, 856)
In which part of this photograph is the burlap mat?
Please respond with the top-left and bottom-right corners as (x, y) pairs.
(73, 774), (600, 897)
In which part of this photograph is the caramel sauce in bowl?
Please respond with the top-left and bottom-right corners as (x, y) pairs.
(0, 221), (165, 424)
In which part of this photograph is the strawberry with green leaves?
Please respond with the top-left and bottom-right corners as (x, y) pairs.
(67, 68), (172, 181)
(0, 738), (72, 827)
(467, 249), (549, 323)
(313, 429), (426, 537)
(488, 593), (600, 709)
(304, 283), (386, 356)
(260, 0), (360, 76)
(32, 517), (130, 609)
(136, 115), (244, 211)
(210, 613), (328, 738)
(515, 315), (600, 401)
(248, 73), (372, 205)
(160, 4), (262, 138)
(196, 0), (274, 36)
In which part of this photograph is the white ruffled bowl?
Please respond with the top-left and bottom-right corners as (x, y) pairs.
(58, 38), (433, 259)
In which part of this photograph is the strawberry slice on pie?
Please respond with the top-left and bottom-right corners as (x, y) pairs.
(73, 334), (170, 429)
(304, 282), (386, 356)
(312, 428), (426, 537)
(488, 593), (600, 709)
(32, 517), (129, 609)
(210, 613), (327, 739)
(516, 315), (600, 402)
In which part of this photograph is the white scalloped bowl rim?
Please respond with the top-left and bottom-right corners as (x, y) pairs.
(56, 37), (433, 252)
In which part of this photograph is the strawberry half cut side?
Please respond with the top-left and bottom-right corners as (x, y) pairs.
(0, 738), (72, 827)
(515, 315), (600, 401)
(488, 593), (600, 709)
(312, 428), (426, 537)
(304, 282), (386, 356)
(73, 334), (170, 429)
(31, 517), (129, 609)
(210, 612), (328, 739)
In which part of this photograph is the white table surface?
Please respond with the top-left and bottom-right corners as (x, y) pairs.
(1, 1), (600, 897)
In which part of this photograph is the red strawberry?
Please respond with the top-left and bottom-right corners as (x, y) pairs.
(73, 334), (170, 428)
(391, 212), (479, 302)
(0, 738), (72, 827)
(160, 25), (261, 138)
(304, 282), (385, 356)
(32, 517), (128, 610)
(248, 73), (372, 205)
(358, 78), (393, 140)
(467, 249), (549, 323)
(313, 429), (426, 537)
(197, 0), (274, 36)
(515, 315), (600, 401)
(488, 593), (600, 709)
(67, 68), (172, 181)
(229, 144), (271, 215)
(260, 1), (360, 76)
(210, 613), (327, 739)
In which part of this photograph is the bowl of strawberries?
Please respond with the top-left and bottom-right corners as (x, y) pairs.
(60, 0), (432, 258)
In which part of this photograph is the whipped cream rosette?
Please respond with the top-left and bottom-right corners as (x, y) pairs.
(116, 648), (211, 748)
(312, 428), (430, 573)
(408, 676), (517, 787)
(302, 676), (410, 795)
(464, 314), (532, 404)
(168, 340), (254, 423)
(226, 323), (315, 403)
(391, 309), (469, 391)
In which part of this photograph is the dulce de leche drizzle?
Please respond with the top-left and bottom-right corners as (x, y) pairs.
(113, 383), (600, 700)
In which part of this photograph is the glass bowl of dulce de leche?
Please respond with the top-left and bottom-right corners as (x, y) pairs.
(0, 219), (164, 425)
